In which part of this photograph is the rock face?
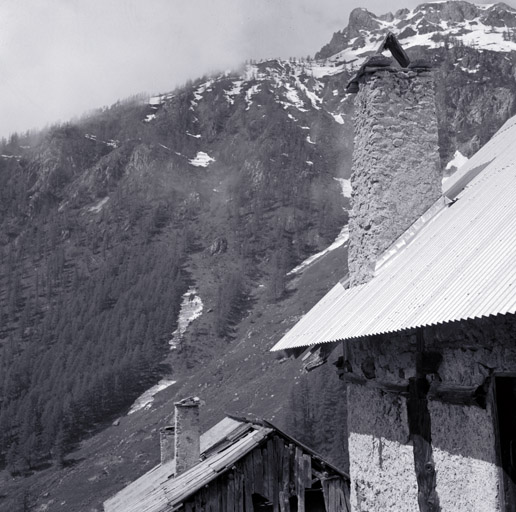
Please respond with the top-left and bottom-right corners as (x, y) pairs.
(348, 67), (441, 285)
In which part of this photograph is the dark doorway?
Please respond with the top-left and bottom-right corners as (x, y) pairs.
(495, 377), (516, 512)
(305, 488), (327, 511)
(252, 493), (273, 512)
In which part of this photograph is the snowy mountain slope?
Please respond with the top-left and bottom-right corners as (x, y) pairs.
(318, 1), (516, 63)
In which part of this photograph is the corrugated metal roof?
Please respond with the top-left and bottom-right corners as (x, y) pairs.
(272, 114), (516, 351)
(104, 418), (272, 512)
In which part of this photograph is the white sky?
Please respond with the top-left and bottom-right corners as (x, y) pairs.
(0, 0), (508, 138)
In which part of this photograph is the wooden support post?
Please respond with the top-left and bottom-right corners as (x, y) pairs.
(244, 454), (254, 512)
(253, 448), (264, 496)
(407, 328), (440, 512)
(295, 447), (305, 512)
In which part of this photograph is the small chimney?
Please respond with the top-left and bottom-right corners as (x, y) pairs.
(347, 50), (441, 285)
(174, 396), (200, 475)
(160, 425), (175, 465)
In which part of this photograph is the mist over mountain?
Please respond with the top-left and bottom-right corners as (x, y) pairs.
(1, 2), (516, 510)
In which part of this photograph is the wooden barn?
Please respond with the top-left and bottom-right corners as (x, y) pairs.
(104, 397), (350, 512)
(272, 37), (516, 512)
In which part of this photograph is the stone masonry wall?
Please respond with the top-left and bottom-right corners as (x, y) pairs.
(345, 314), (516, 512)
(430, 401), (501, 512)
(348, 384), (419, 511)
(348, 69), (441, 285)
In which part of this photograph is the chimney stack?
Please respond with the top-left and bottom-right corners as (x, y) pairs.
(347, 51), (441, 285)
(174, 396), (200, 475)
(160, 425), (175, 465)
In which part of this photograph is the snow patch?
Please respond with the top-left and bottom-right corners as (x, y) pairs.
(296, 82), (321, 110)
(85, 133), (119, 148)
(306, 135), (316, 144)
(191, 80), (214, 110)
(446, 150), (469, 171)
(245, 84), (261, 110)
(334, 177), (352, 198)
(189, 151), (215, 167)
(127, 379), (176, 415)
(225, 80), (243, 104)
(187, 132), (201, 138)
(88, 197), (109, 213)
(331, 113), (345, 125)
(144, 113), (156, 122)
(169, 288), (203, 349)
(284, 83), (308, 112)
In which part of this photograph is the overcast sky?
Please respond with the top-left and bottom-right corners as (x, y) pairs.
(0, 0), (507, 138)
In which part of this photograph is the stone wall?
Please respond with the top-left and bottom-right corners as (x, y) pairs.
(348, 384), (419, 511)
(344, 313), (516, 512)
(430, 401), (500, 512)
(348, 69), (441, 285)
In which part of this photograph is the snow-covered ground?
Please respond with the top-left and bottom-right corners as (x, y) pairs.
(189, 151), (215, 167)
(169, 288), (203, 349)
(127, 379), (176, 415)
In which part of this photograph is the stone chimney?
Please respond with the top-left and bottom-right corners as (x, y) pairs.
(160, 425), (175, 465)
(347, 50), (441, 285)
(174, 396), (201, 475)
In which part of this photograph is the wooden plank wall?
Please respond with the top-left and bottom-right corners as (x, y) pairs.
(181, 434), (349, 512)
(322, 477), (351, 512)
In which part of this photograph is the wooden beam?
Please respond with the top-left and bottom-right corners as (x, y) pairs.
(302, 343), (336, 372)
(382, 32), (411, 68)
(428, 381), (489, 409)
(339, 371), (409, 395)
